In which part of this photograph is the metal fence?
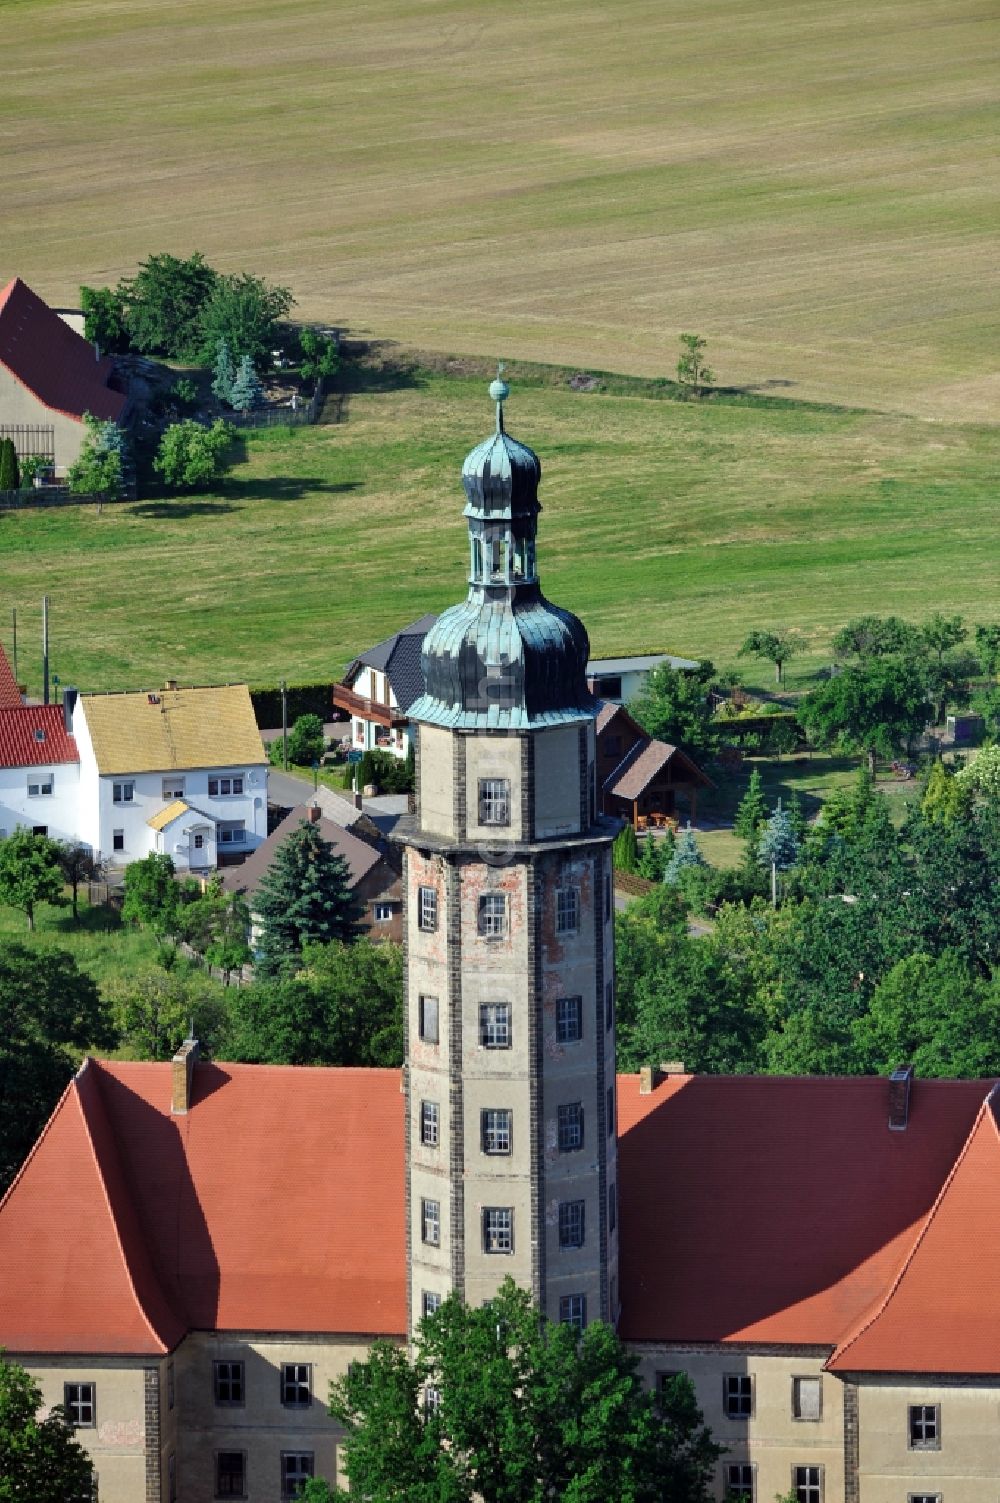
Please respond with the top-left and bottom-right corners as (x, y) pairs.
(230, 377), (326, 430)
(0, 424), (55, 458)
(0, 486), (73, 510)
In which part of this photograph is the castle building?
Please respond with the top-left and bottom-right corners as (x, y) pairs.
(399, 374), (618, 1333)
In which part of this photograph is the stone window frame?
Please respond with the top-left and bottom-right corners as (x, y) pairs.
(478, 777), (511, 827)
(907, 1403), (940, 1450)
(63, 1382), (96, 1428)
(482, 1205), (514, 1254)
(478, 892), (508, 939)
(419, 994), (439, 1044)
(421, 1198), (440, 1246)
(281, 1362), (312, 1408)
(420, 1100), (440, 1148)
(791, 1464), (823, 1503)
(557, 1101), (584, 1153)
(724, 1461), (756, 1501)
(479, 1002), (512, 1049)
(214, 1450), (247, 1499)
(556, 886), (580, 934)
(418, 885), (438, 932)
(723, 1373), (754, 1420)
(422, 1290), (442, 1318)
(213, 1360), (245, 1407)
(280, 1451), (314, 1498)
(559, 1293), (587, 1331)
(481, 1107), (513, 1155)
(558, 1199), (586, 1249)
(555, 995), (583, 1044)
(791, 1375), (822, 1422)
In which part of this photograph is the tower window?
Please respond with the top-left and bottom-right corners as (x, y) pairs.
(558, 1200), (586, 1248)
(559, 1294), (587, 1331)
(421, 1198), (440, 1246)
(215, 1451), (246, 1498)
(556, 996), (582, 1043)
(724, 1374), (754, 1419)
(281, 1364), (311, 1408)
(605, 981), (614, 1031)
(478, 778), (511, 827)
(481, 1108), (512, 1155)
(280, 1453), (314, 1498)
(791, 1466), (822, 1503)
(725, 1463), (756, 1501)
(556, 888), (580, 933)
(420, 1101), (439, 1148)
(63, 1383), (95, 1427)
(557, 1102), (584, 1152)
(478, 892), (507, 938)
(908, 1404), (940, 1449)
(483, 1207), (513, 1254)
(606, 1085), (615, 1136)
(480, 1002), (511, 1048)
(609, 1182), (617, 1233)
(418, 886), (438, 931)
(419, 994), (439, 1044)
(605, 872), (612, 922)
(213, 1361), (244, 1406)
(792, 1376), (821, 1421)
(422, 1291), (442, 1318)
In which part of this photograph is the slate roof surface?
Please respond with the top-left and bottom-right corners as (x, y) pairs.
(0, 1060), (406, 1353)
(219, 807), (383, 900)
(81, 684), (266, 775)
(0, 646), (21, 709)
(0, 277), (126, 424)
(828, 1085), (1000, 1373)
(617, 1073), (992, 1350)
(1, 1065), (993, 1363)
(353, 614), (438, 713)
(0, 704), (78, 768)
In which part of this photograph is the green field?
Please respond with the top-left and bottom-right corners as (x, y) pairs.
(4, 0), (998, 419)
(1, 364), (996, 695)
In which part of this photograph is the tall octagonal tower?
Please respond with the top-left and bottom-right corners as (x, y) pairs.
(397, 375), (619, 1339)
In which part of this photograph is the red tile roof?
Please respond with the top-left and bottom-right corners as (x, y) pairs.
(616, 1072), (992, 1351)
(0, 1059), (405, 1355)
(828, 1086), (1000, 1373)
(0, 1063), (994, 1365)
(0, 277), (126, 424)
(0, 645), (20, 708)
(0, 704), (78, 767)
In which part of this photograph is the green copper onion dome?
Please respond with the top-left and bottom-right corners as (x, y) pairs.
(409, 374), (593, 731)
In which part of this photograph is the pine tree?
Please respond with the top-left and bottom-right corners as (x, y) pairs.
(637, 832), (667, 881)
(757, 800), (800, 872)
(254, 820), (363, 977)
(211, 338), (236, 404)
(230, 352), (263, 414)
(787, 789), (808, 842)
(612, 821), (639, 873)
(733, 767), (767, 851)
(663, 822), (707, 884)
(0, 437), (19, 491)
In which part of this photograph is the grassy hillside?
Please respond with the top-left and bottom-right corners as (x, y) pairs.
(4, 0), (998, 418)
(2, 366), (996, 695)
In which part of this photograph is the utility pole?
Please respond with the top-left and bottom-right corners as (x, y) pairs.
(280, 678), (288, 770)
(11, 607), (17, 688)
(42, 595), (50, 705)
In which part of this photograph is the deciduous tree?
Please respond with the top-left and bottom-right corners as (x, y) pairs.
(855, 951), (1000, 1077)
(798, 660), (931, 775)
(105, 964), (229, 1061)
(286, 713), (326, 767)
(122, 251), (218, 358)
(121, 852), (180, 941)
(298, 327), (339, 382)
(832, 615), (917, 662)
(676, 332), (715, 398)
(197, 272), (294, 371)
(630, 660), (718, 758)
(67, 413), (125, 509)
(330, 1278), (720, 1503)
(80, 283), (131, 353)
(0, 829), (64, 931)
(0, 1353), (97, 1502)
(154, 418), (234, 489)
(738, 628), (801, 686)
(56, 841), (105, 921)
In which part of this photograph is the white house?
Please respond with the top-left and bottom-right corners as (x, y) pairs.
(585, 652), (700, 703)
(68, 683), (268, 871)
(0, 702), (81, 843)
(332, 614), (436, 760)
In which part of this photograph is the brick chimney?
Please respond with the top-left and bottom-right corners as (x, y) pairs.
(659, 1060), (686, 1076)
(171, 1037), (200, 1115)
(62, 686), (78, 733)
(308, 802), (322, 824)
(888, 1065), (914, 1131)
(639, 1064), (663, 1095)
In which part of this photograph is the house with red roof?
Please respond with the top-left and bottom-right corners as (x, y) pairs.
(0, 644), (22, 708)
(0, 699), (80, 842)
(0, 277), (128, 475)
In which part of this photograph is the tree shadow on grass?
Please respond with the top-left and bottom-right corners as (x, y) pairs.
(221, 477), (363, 503)
(320, 342), (425, 424)
(130, 499), (241, 518)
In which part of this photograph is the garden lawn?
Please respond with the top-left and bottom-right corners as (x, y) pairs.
(1, 368), (996, 696)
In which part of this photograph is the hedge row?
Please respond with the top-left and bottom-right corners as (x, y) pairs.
(250, 682), (334, 727)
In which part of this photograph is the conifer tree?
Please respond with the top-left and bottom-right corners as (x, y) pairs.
(0, 437), (19, 491)
(663, 822), (707, 884)
(733, 767), (767, 854)
(757, 801), (800, 872)
(211, 337), (236, 405)
(254, 820), (363, 977)
(229, 352), (263, 414)
(637, 832), (667, 881)
(613, 821), (639, 873)
(786, 789), (808, 843)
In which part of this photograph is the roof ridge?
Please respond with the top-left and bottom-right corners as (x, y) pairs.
(75, 1062), (170, 1353)
(827, 1082), (1000, 1370)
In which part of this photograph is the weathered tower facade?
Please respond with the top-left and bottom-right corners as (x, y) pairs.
(399, 377), (619, 1339)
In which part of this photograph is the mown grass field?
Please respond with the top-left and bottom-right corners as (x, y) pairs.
(1, 366), (996, 695)
(4, 0), (998, 418)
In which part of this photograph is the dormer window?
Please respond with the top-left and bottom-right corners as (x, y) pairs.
(34, 728), (45, 742)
